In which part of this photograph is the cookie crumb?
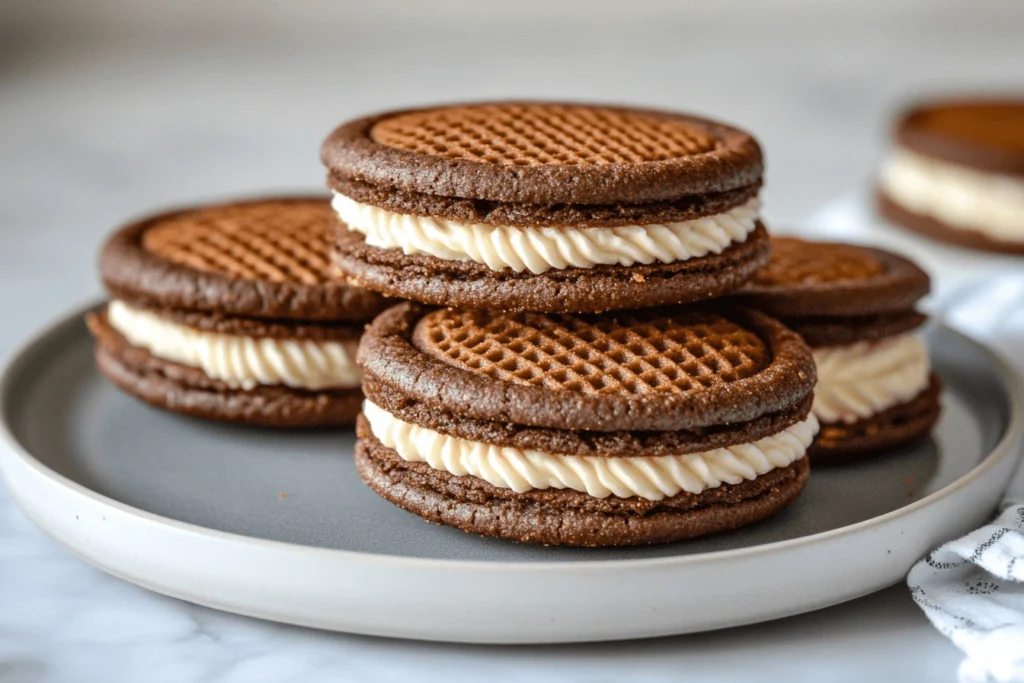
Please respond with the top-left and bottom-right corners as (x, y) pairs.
(632, 273), (645, 283)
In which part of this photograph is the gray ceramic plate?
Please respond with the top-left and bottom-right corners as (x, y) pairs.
(1, 303), (1022, 643)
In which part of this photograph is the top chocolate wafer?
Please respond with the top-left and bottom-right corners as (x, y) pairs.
(101, 197), (387, 321)
(739, 237), (930, 319)
(895, 99), (1024, 174)
(322, 102), (762, 205)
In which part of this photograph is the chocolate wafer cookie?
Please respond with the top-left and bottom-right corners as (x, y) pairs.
(354, 302), (819, 547)
(738, 237), (940, 463)
(88, 197), (389, 427)
(321, 102), (770, 313)
(878, 98), (1024, 255)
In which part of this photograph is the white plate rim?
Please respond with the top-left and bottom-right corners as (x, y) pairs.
(2, 300), (1023, 575)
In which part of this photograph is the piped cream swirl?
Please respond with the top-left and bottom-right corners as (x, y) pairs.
(333, 193), (760, 274)
(107, 300), (361, 391)
(363, 400), (817, 501)
(812, 332), (931, 425)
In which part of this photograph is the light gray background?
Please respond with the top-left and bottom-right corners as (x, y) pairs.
(2, 1), (1023, 680)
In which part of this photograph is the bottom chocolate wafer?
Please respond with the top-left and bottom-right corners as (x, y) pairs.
(357, 421), (811, 547)
(809, 376), (942, 464)
(878, 191), (1024, 256)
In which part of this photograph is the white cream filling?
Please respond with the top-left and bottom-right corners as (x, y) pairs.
(812, 332), (931, 425)
(881, 149), (1024, 242)
(363, 400), (817, 501)
(333, 192), (760, 274)
(107, 300), (361, 391)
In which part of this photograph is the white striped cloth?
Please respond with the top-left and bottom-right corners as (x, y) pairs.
(909, 272), (1024, 683)
(909, 505), (1024, 683)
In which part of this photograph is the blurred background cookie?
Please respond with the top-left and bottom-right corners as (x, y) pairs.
(878, 98), (1024, 255)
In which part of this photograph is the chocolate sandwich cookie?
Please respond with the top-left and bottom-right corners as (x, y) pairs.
(321, 102), (770, 313)
(878, 98), (1024, 254)
(354, 302), (819, 547)
(87, 197), (389, 427)
(738, 237), (940, 463)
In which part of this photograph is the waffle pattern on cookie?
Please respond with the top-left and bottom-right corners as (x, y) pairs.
(370, 104), (719, 167)
(142, 200), (334, 285)
(753, 238), (885, 286)
(413, 308), (768, 396)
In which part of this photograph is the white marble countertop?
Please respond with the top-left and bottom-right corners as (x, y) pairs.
(2, 2), (1023, 680)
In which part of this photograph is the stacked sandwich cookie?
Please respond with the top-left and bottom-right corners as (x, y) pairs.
(322, 101), (822, 546)
(322, 102), (770, 313)
(356, 304), (818, 546)
(88, 197), (388, 427)
(878, 98), (1024, 255)
(738, 237), (940, 463)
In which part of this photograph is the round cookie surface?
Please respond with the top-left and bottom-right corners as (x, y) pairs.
(322, 102), (763, 205)
(895, 99), (1024, 174)
(359, 302), (816, 433)
(101, 196), (388, 321)
(736, 237), (931, 320)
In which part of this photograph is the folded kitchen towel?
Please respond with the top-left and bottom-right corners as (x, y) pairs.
(908, 271), (1024, 683)
(908, 506), (1024, 683)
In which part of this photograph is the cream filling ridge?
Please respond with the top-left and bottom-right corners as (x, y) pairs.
(881, 149), (1024, 242)
(363, 400), (818, 501)
(333, 192), (760, 274)
(812, 332), (931, 425)
(107, 300), (362, 391)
